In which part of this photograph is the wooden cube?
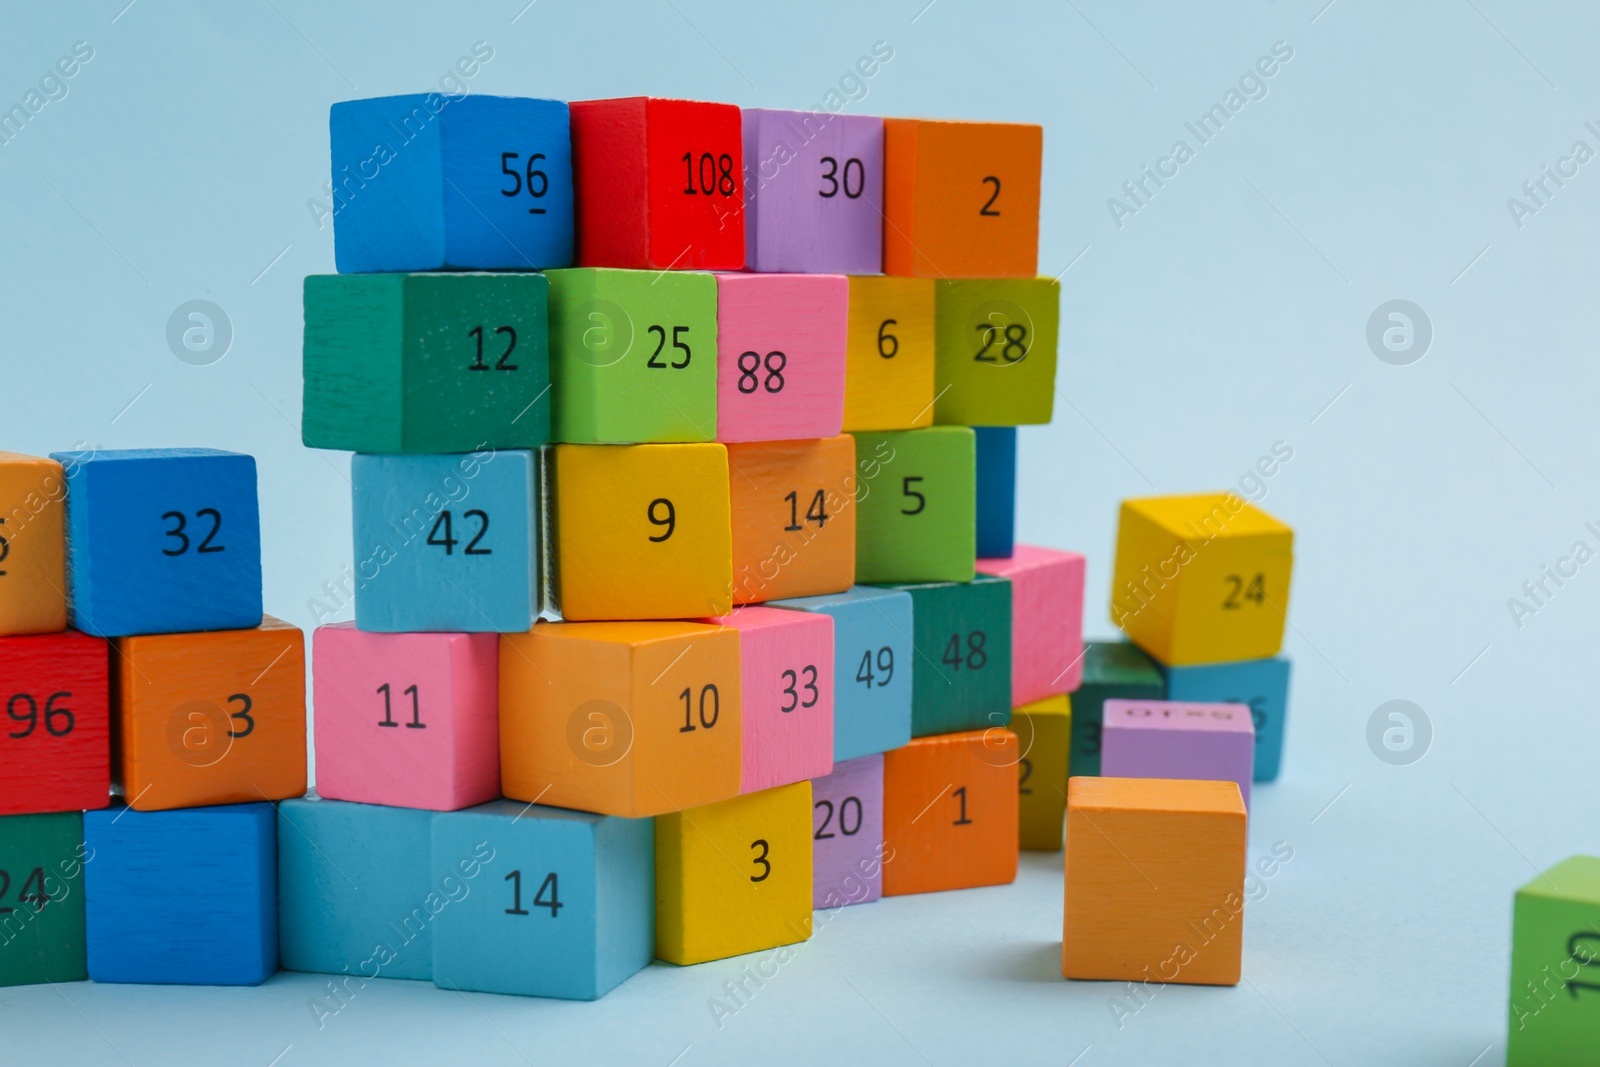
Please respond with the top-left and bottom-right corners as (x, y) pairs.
(551, 443), (731, 620)
(883, 730), (1019, 895)
(0, 451), (67, 636)
(277, 796), (434, 981)
(0, 811), (87, 986)
(977, 544), (1086, 704)
(1070, 642), (1165, 777)
(974, 427), (1016, 559)
(85, 802), (277, 985)
(884, 576), (1011, 737)
(1508, 855), (1600, 1065)
(743, 109), (883, 273)
(842, 277), (935, 432)
(330, 94), (573, 273)
(51, 448), (262, 637)
(0, 629), (109, 815)
(883, 118), (1041, 278)
(715, 273), (847, 443)
(934, 278), (1059, 426)
(811, 753), (884, 908)
(499, 622), (741, 818)
(768, 585), (912, 762)
(1163, 656), (1292, 782)
(655, 781), (812, 965)
(351, 450), (539, 633)
(728, 436), (855, 605)
(1015, 694), (1070, 851)
(854, 427), (975, 584)
(546, 267), (718, 443)
(301, 273), (551, 453)
(1062, 776), (1246, 985)
(1112, 493), (1295, 666)
(114, 617), (306, 811)
(571, 97), (744, 270)
(1102, 699), (1255, 810)
(312, 624), (499, 811)
(431, 799), (654, 1000)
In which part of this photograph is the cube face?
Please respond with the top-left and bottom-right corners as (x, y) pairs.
(0, 452), (67, 636)
(331, 94), (574, 273)
(546, 268), (718, 443)
(312, 625), (499, 811)
(888, 576), (1011, 737)
(302, 273), (552, 454)
(728, 436), (856, 605)
(52, 449), (262, 637)
(854, 428), (976, 584)
(1163, 657), (1291, 782)
(351, 450), (539, 633)
(1063, 777), (1246, 985)
(934, 278), (1059, 425)
(743, 110), (884, 273)
(499, 623), (742, 818)
(1069, 642), (1165, 777)
(1015, 695), (1070, 850)
(977, 545), (1087, 704)
(1101, 700), (1255, 810)
(715, 273), (848, 443)
(1508, 856), (1600, 1066)
(883, 730), (1019, 896)
(883, 119), (1041, 278)
(811, 753), (885, 908)
(277, 798), (435, 981)
(974, 427), (1016, 559)
(842, 277), (935, 432)
(655, 782), (812, 965)
(115, 618), (306, 811)
(85, 802), (277, 985)
(0, 630), (109, 815)
(0, 812), (87, 986)
(552, 444), (732, 620)
(431, 800), (655, 1000)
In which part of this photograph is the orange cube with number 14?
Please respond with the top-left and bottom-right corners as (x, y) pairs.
(728, 436), (856, 605)
(882, 729), (1019, 895)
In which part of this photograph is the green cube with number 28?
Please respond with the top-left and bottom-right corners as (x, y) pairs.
(853, 427), (975, 584)
(933, 277), (1059, 426)
(1508, 855), (1600, 1066)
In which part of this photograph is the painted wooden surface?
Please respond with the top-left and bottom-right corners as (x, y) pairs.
(0, 451), (67, 636)
(882, 730), (1018, 896)
(727, 435), (855, 605)
(0, 811), (86, 986)
(853, 427), (975, 584)
(714, 273), (847, 444)
(1101, 699), (1256, 810)
(810, 753), (884, 908)
(841, 277), (935, 433)
(882, 575), (1011, 737)
(0, 628), (109, 815)
(976, 544), (1087, 703)
(743, 109), (882, 274)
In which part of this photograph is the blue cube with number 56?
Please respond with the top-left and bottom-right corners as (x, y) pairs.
(1161, 656), (1291, 782)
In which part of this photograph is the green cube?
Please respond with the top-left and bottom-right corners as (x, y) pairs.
(882, 575), (1011, 737)
(1509, 855), (1600, 1065)
(0, 812), (87, 986)
(546, 268), (717, 443)
(854, 427), (975, 584)
(1069, 641), (1165, 777)
(933, 277), (1059, 426)
(302, 273), (551, 453)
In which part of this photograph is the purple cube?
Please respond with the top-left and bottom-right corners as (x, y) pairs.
(1101, 700), (1256, 810)
(811, 753), (884, 908)
(743, 109), (884, 273)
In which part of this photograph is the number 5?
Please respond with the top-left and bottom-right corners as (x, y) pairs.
(900, 476), (925, 515)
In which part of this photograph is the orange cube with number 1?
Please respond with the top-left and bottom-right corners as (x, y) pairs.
(882, 729), (1019, 895)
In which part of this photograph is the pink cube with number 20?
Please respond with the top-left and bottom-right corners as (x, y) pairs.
(715, 273), (847, 443)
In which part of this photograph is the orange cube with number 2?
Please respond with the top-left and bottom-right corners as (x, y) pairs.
(882, 729), (1019, 895)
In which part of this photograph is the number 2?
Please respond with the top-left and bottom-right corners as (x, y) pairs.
(980, 175), (1001, 215)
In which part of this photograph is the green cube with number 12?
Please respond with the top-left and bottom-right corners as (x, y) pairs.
(853, 427), (975, 584)
(933, 277), (1059, 426)
(1508, 855), (1600, 1066)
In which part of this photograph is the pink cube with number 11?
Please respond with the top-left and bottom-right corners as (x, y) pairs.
(1100, 698), (1255, 810)
(976, 544), (1086, 703)
(812, 753), (885, 908)
(715, 273), (847, 443)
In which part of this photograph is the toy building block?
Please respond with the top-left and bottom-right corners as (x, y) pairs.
(1014, 694), (1071, 850)
(1163, 657), (1291, 782)
(1112, 493), (1294, 666)
(330, 94), (573, 273)
(0, 451), (67, 636)
(1508, 855), (1600, 1066)
(551, 443), (732, 620)
(767, 585), (912, 762)
(84, 802), (277, 985)
(974, 427), (1016, 559)
(1062, 776), (1246, 985)
(302, 273), (551, 453)
(277, 796), (435, 981)
(570, 97), (744, 270)
(882, 118), (1041, 278)
(114, 616), (306, 811)
(655, 781), (812, 965)
(50, 448), (262, 637)
(499, 622), (741, 818)
(977, 544), (1086, 705)
(811, 753), (884, 908)
(0, 629), (109, 815)
(312, 624), (499, 812)
(883, 575), (1011, 737)
(842, 277), (936, 433)
(728, 436), (856, 605)
(1101, 699), (1255, 811)
(854, 427), (976, 584)
(0, 811), (87, 986)
(933, 278), (1059, 426)
(701, 607), (834, 794)
(1069, 641), (1165, 778)
(546, 268), (717, 444)
(743, 109), (883, 273)
(882, 729), (1019, 895)
(351, 450), (538, 633)
(715, 273), (848, 444)
(431, 799), (654, 1000)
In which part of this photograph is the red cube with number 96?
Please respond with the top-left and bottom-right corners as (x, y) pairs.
(0, 629), (110, 814)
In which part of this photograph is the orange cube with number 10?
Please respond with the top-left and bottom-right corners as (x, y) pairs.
(728, 436), (856, 605)
(882, 729), (1019, 895)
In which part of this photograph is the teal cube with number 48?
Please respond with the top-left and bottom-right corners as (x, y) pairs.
(879, 575), (1011, 737)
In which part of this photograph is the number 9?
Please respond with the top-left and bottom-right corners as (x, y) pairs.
(647, 498), (676, 542)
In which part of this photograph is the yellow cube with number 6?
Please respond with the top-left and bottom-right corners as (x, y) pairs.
(842, 277), (936, 432)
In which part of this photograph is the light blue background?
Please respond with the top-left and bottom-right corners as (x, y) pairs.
(1, 1), (1595, 1063)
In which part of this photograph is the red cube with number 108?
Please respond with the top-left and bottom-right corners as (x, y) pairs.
(0, 629), (110, 814)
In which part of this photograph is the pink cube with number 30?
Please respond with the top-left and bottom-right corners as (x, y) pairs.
(715, 273), (847, 443)
(976, 544), (1087, 702)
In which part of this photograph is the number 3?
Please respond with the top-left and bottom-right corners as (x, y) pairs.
(749, 839), (771, 882)
(226, 693), (254, 739)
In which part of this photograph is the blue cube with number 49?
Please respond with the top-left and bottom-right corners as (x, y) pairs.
(1161, 656), (1291, 782)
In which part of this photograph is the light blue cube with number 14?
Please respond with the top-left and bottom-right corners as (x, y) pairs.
(1161, 656), (1291, 782)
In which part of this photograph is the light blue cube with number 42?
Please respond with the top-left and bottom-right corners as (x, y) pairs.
(1161, 656), (1291, 782)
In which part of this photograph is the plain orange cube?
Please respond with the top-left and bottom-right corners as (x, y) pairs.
(0, 451), (68, 636)
(727, 436), (856, 605)
(882, 729), (1018, 896)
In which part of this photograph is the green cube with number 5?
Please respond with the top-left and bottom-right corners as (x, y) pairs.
(881, 575), (1012, 737)
(1509, 855), (1600, 1065)
(853, 427), (975, 584)
(933, 277), (1059, 426)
